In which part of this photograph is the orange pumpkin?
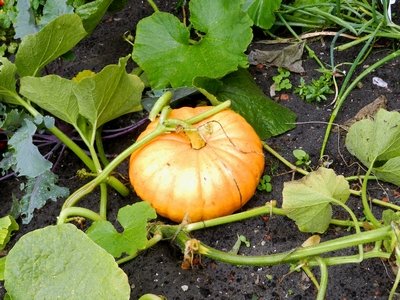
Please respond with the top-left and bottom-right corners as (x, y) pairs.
(129, 106), (265, 222)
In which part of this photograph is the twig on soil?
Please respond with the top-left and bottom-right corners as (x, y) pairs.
(258, 31), (358, 45)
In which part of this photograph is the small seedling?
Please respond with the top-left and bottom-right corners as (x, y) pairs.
(272, 67), (292, 92)
(229, 234), (250, 254)
(293, 149), (311, 168)
(257, 174), (272, 192)
(295, 70), (334, 103)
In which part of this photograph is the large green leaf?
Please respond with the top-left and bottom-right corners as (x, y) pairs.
(75, 56), (144, 129)
(20, 56), (144, 145)
(242, 0), (281, 30)
(4, 224), (130, 299)
(132, 0), (253, 89)
(345, 109), (400, 185)
(20, 75), (79, 125)
(194, 69), (296, 139)
(282, 167), (350, 233)
(86, 202), (157, 258)
(0, 58), (19, 105)
(15, 14), (87, 77)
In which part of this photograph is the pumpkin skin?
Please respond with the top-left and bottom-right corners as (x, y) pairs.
(129, 106), (265, 222)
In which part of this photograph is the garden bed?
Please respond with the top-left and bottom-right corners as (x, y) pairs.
(1, 0), (400, 299)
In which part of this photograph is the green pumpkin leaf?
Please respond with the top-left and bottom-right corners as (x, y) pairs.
(194, 69), (296, 139)
(86, 202), (157, 258)
(282, 167), (350, 233)
(4, 224), (130, 299)
(75, 56), (144, 129)
(20, 56), (144, 145)
(20, 75), (79, 125)
(0, 58), (19, 105)
(373, 157), (400, 186)
(345, 109), (400, 185)
(0, 215), (19, 251)
(132, 0), (253, 88)
(242, 0), (281, 30)
(15, 14), (87, 77)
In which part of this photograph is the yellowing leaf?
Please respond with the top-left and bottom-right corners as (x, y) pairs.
(72, 69), (96, 82)
(282, 167), (350, 233)
(301, 235), (321, 247)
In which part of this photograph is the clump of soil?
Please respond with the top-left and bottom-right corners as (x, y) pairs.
(1, 1), (400, 299)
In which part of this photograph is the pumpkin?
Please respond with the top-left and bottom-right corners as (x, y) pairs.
(129, 106), (265, 222)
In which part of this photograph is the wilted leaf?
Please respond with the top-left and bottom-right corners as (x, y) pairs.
(194, 69), (296, 139)
(4, 224), (130, 299)
(282, 167), (350, 233)
(132, 0), (253, 88)
(86, 202), (157, 258)
(248, 42), (305, 73)
(338, 95), (387, 131)
(345, 109), (400, 185)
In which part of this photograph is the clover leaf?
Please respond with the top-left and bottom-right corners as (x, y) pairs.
(345, 109), (400, 185)
(282, 167), (350, 233)
(132, 0), (253, 88)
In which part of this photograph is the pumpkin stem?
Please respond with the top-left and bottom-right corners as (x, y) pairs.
(185, 129), (206, 150)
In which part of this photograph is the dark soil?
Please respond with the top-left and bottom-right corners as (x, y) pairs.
(1, 1), (400, 299)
